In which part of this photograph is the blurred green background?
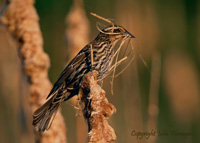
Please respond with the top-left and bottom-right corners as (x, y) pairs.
(0, 0), (200, 143)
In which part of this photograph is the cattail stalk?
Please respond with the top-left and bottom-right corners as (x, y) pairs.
(146, 51), (161, 143)
(65, 0), (89, 142)
(65, 0), (90, 60)
(0, 0), (67, 143)
(79, 71), (116, 143)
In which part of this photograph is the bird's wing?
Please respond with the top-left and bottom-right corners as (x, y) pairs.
(46, 46), (90, 99)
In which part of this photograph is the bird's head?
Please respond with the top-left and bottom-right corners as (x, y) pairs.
(101, 25), (135, 41)
(91, 13), (135, 42)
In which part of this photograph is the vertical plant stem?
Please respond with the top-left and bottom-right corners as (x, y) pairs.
(65, 0), (89, 142)
(79, 71), (117, 143)
(146, 51), (161, 143)
(0, 0), (67, 143)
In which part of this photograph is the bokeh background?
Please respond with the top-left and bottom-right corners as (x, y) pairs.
(0, 0), (200, 143)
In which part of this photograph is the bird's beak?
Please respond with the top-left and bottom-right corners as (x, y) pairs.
(123, 31), (135, 38)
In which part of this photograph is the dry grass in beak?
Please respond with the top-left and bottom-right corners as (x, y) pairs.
(90, 12), (114, 26)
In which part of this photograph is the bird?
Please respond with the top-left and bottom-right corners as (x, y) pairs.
(32, 13), (135, 132)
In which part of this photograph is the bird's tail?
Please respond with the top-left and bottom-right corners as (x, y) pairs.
(32, 96), (60, 132)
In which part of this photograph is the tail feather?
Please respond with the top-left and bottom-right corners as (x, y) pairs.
(32, 96), (61, 132)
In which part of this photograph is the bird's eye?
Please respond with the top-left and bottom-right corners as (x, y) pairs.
(114, 29), (120, 33)
(103, 26), (125, 33)
(114, 28), (125, 33)
(114, 28), (123, 33)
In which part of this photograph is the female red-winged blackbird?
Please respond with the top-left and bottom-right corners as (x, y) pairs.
(33, 14), (134, 132)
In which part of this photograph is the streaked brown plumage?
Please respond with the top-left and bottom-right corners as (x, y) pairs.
(32, 16), (135, 132)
